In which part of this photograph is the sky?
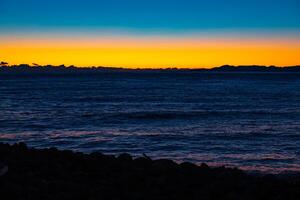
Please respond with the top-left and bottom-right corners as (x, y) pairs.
(0, 0), (299, 68)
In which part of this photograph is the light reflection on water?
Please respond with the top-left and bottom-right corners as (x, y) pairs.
(0, 72), (300, 173)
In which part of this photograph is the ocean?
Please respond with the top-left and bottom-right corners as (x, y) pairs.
(1, 72), (300, 173)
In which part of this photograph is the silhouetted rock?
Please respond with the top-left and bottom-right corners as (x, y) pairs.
(179, 162), (199, 172)
(152, 159), (178, 172)
(134, 157), (152, 168)
(118, 153), (133, 162)
(0, 163), (8, 177)
(0, 142), (299, 200)
(200, 162), (210, 170)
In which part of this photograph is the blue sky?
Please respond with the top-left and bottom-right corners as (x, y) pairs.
(0, 0), (299, 31)
(1, 0), (300, 68)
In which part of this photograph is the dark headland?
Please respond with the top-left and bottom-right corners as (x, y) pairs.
(1, 62), (300, 74)
(0, 143), (299, 200)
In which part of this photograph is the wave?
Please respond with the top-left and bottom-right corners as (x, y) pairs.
(92, 109), (300, 120)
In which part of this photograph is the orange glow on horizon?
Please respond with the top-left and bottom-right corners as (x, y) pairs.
(1, 35), (300, 68)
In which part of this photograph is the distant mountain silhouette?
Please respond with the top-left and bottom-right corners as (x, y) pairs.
(211, 65), (300, 72)
(1, 62), (300, 74)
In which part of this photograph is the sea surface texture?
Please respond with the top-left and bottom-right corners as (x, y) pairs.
(1, 72), (300, 173)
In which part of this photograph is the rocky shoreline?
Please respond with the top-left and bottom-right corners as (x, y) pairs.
(0, 142), (299, 200)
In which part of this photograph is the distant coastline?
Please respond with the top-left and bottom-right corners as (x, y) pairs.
(1, 62), (300, 74)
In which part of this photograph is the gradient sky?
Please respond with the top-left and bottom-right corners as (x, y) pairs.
(0, 0), (300, 68)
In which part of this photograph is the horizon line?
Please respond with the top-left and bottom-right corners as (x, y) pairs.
(1, 63), (300, 70)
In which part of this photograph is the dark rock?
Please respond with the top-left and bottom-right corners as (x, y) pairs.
(118, 153), (132, 162)
(200, 163), (210, 170)
(134, 157), (152, 168)
(179, 162), (199, 172)
(0, 142), (299, 200)
(152, 159), (178, 171)
(0, 163), (8, 176)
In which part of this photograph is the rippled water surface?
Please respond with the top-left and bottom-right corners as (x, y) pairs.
(1, 72), (300, 173)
